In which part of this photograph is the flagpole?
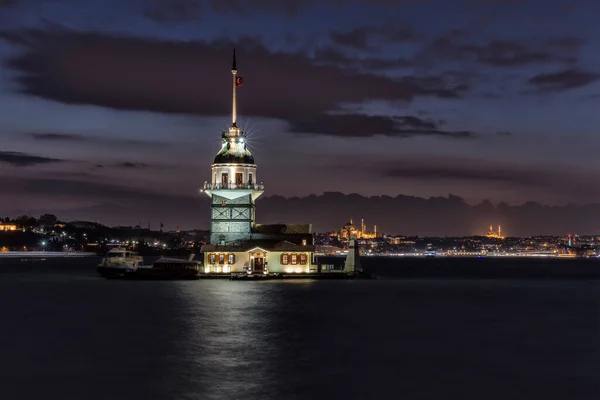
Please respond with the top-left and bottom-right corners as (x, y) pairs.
(232, 49), (237, 127)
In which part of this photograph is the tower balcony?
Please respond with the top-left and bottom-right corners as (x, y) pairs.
(204, 182), (264, 191)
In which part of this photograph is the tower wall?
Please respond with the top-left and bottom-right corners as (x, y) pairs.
(210, 194), (255, 245)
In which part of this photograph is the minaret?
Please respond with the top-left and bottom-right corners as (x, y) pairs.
(374, 225), (377, 238)
(361, 218), (365, 237)
(498, 225), (501, 237)
(202, 49), (264, 245)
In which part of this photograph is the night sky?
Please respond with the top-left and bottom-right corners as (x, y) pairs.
(1, 0), (600, 233)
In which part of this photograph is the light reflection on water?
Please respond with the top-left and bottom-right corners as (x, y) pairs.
(0, 268), (598, 400)
(171, 280), (321, 399)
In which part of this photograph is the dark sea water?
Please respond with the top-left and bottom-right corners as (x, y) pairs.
(1, 257), (599, 400)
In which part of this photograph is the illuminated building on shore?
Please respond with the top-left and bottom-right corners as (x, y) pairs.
(0, 223), (17, 231)
(200, 50), (322, 275)
(331, 218), (379, 240)
(484, 225), (504, 239)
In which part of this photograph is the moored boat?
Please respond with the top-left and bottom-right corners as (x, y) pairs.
(97, 247), (144, 278)
(99, 254), (202, 280)
(133, 255), (201, 280)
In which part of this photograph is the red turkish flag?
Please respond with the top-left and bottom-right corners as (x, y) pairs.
(235, 76), (244, 86)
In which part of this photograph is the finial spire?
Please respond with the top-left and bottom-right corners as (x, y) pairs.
(232, 48), (237, 71)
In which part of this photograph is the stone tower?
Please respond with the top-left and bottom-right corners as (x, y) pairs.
(202, 49), (264, 245)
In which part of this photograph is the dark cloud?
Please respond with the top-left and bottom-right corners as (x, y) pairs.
(29, 132), (168, 148)
(142, 0), (428, 21)
(527, 69), (600, 92)
(117, 161), (148, 168)
(313, 47), (413, 70)
(0, 150), (62, 166)
(396, 115), (437, 130)
(289, 114), (476, 138)
(0, 175), (203, 228)
(30, 132), (82, 141)
(384, 163), (544, 186)
(380, 158), (600, 198)
(420, 30), (582, 67)
(329, 24), (417, 51)
(1, 28), (467, 138)
(312, 46), (415, 72)
(0, 176), (183, 201)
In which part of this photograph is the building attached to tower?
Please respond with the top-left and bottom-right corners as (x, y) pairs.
(200, 50), (329, 275)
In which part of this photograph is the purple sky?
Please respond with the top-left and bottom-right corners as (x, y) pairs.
(1, 0), (600, 230)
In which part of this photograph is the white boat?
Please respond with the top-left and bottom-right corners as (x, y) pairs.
(98, 247), (144, 271)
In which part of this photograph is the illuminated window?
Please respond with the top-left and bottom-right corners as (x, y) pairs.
(209, 254), (216, 264)
(299, 254), (307, 265)
(228, 254), (235, 264)
(235, 173), (243, 185)
(218, 254), (225, 264)
(291, 254), (298, 265)
(302, 239), (307, 246)
(221, 173), (228, 187)
(281, 254), (289, 265)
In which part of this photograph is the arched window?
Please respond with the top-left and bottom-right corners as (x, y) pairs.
(209, 254), (216, 264)
(228, 254), (235, 264)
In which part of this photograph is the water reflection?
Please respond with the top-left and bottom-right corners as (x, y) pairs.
(173, 280), (321, 399)
(0, 268), (598, 400)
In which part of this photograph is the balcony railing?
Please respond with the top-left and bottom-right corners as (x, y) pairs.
(204, 182), (264, 191)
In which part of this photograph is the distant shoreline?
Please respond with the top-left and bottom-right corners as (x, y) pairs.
(0, 251), (97, 258)
(0, 251), (596, 260)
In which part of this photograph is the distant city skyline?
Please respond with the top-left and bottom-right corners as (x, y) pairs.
(1, 0), (600, 231)
(5, 192), (600, 237)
